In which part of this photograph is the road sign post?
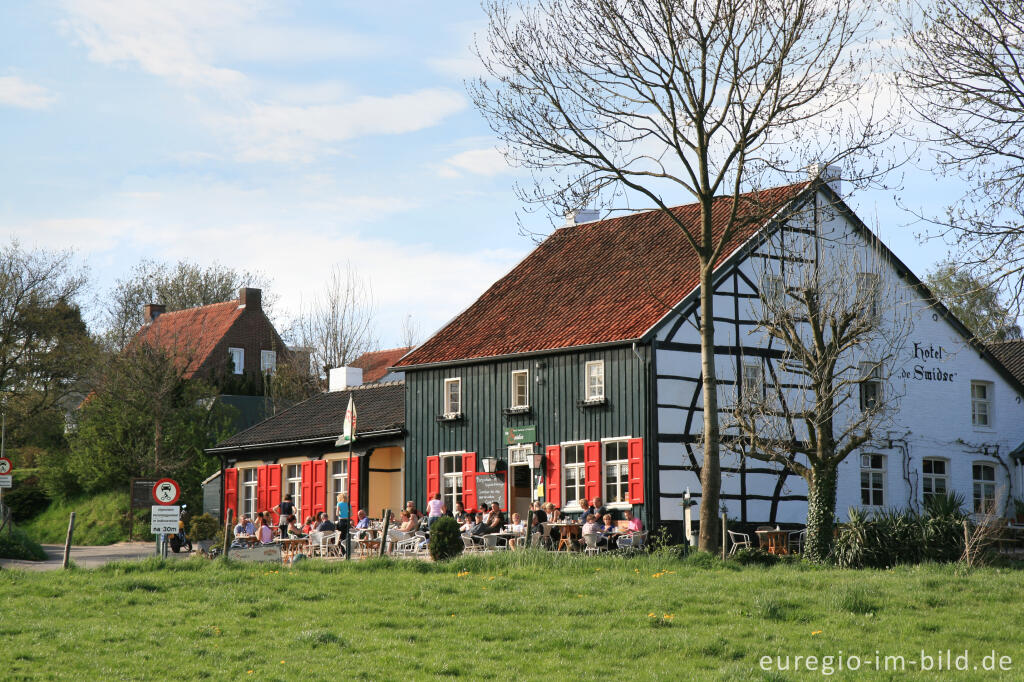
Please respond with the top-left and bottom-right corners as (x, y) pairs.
(151, 505), (180, 557)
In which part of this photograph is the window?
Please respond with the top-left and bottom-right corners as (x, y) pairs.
(440, 454), (463, 513)
(860, 362), (882, 412)
(922, 458), (948, 503)
(971, 381), (992, 427)
(228, 347), (244, 375)
(603, 440), (629, 505)
(860, 453), (885, 506)
(285, 464), (302, 515)
(856, 272), (880, 321)
(330, 460), (348, 509)
(444, 378), (461, 416)
(742, 362), (763, 404)
(241, 468), (257, 518)
(585, 361), (605, 402)
(763, 275), (784, 310)
(563, 443), (586, 507)
(511, 370), (529, 408)
(973, 463), (996, 514)
(261, 350), (277, 374)
(508, 444), (532, 466)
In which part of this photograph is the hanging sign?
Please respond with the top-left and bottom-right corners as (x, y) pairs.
(504, 425), (536, 445)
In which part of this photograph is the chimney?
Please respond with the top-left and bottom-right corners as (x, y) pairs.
(238, 287), (262, 310)
(563, 208), (600, 227)
(328, 367), (363, 392)
(143, 304), (165, 324)
(807, 163), (841, 195)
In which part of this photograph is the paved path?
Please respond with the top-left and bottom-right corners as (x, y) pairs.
(0, 541), (191, 572)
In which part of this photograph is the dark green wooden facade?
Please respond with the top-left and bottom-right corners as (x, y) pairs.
(403, 343), (655, 525)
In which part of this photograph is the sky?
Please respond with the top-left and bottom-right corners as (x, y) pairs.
(0, 1), (958, 348)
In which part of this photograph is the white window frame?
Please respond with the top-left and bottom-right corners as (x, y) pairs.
(742, 361), (763, 405)
(972, 462), (997, 514)
(921, 458), (948, 503)
(260, 350), (277, 374)
(228, 347), (244, 375)
(508, 444), (532, 466)
(330, 459), (348, 514)
(562, 441), (587, 510)
(971, 381), (993, 428)
(860, 362), (882, 412)
(285, 463), (302, 517)
(241, 468), (257, 518)
(444, 377), (462, 417)
(602, 438), (630, 507)
(856, 272), (880, 321)
(860, 453), (885, 507)
(762, 274), (784, 311)
(511, 369), (529, 408)
(585, 360), (605, 402)
(439, 452), (464, 513)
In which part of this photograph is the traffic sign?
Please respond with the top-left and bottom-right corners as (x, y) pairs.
(0, 457), (12, 475)
(0, 475), (11, 488)
(151, 505), (180, 534)
(152, 478), (181, 505)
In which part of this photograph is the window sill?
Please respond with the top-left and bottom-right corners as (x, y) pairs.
(503, 406), (532, 416)
(578, 397), (607, 408)
(436, 413), (464, 423)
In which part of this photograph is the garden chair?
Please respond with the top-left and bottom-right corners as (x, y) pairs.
(582, 533), (605, 556)
(392, 532), (420, 556)
(461, 534), (481, 553)
(482, 534), (508, 552)
(320, 531), (344, 558)
(727, 530), (751, 556)
(307, 531), (323, 557)
(789, 529), (806, 554)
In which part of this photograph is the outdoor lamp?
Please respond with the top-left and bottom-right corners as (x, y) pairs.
(482, 455), (498, 473)
(528, 452), (545, 470)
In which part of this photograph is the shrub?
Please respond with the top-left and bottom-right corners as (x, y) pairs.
(428, 517), (463, 562)
(5, 475), (52, 522)
(732, 547), (779, 567)
(0, 526), (48, 561)
(189, 513), (220, 541)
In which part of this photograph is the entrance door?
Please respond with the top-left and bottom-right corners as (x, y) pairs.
(508, 445), (533, 520)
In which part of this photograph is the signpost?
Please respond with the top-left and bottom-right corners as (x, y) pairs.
(0, 456), (12, 532)
(151, 478), (181, 557)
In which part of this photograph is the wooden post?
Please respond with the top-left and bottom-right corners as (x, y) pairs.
(525, 510), (534, 549)
(222, 508), (234, 558)
(62, 512), (76, 569)
(721, 512), (728, 560)
(378, 509), (391, 558)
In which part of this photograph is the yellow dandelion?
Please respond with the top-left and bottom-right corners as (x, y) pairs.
(648, 612), (656, 617)
(280, 660), (286, 664)
(247, 671), (254, 675)
(811, 630), (823, 636)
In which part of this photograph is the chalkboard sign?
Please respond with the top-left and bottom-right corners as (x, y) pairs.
(475, 474), (506, 510)
(131, 479), (159, 509)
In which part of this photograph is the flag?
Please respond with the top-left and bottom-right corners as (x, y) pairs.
(342, 396), (357, 444)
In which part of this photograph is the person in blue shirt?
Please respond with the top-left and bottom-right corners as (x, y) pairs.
(336, 493), (351, 523)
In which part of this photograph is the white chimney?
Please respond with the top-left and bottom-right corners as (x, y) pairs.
(328, 367), (363, 392)
(807, 163), (841, 195)
(563, 208), (600, 227)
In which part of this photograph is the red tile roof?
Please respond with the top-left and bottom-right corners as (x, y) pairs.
(351, 347), (413, 382)
(396, 183), (809, 367)
(132, 300), (244, 378)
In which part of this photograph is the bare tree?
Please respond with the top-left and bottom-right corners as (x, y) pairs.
(899, 0), (1024, 316)
(730, 223), (912, 562)
(290, 263), (378, 383)
(472, 0), (897, 551)
(400, 313), (420, 349)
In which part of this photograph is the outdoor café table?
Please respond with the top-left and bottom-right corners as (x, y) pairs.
(280, 537), (309, 561)
(550, 522), (581, 551)
(497, 530), (525, 549)
(755, 529), (790, 555)
(233, 534), (260, 548)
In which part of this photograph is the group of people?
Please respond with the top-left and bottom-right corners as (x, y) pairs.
(232, 492), (374, 545)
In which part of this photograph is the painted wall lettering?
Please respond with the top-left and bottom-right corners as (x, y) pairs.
(897, 342), (957, 383)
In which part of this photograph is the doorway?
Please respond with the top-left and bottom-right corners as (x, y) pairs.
(508, 445), (533, 520)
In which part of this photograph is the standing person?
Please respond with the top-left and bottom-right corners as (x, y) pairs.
(274, 494), (296, 538)
(593, 497), (609, 519)
(426, 493), (444, 527)
(336, 493), (351, 524)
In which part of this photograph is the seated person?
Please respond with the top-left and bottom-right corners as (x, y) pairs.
(234, 515), (255, 536)
(625, 509), (643, 533)
(531, 501), (547, 524)
(453, 501), (468, 524)
(286, 515), (304, 537)
(601, 513), (616, 534)
(581, 513), (606, 547)
(459, 514), (475, 534)
(578, 498), (596, 521)
(508, 512), (525, 534)
(399, 511), (418, 533)
(316, 512), (337, 533)
(355, 509), (371, 529)
(301, 516), (316, 535)
(544, 503), (561, 523)
(593, 497), (609, 520)
(256, 516), (274, 544)
(486, 502), (505, 533)
(404, 500), (422, 522)
(469, 513), (489, 537)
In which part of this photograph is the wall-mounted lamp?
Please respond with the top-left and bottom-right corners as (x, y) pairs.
(528, 452), (545, 469)
(481, 455), (498, 473)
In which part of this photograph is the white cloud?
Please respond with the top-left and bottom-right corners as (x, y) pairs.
(0, 76), (57, 109)
(442, 147), (511, 177)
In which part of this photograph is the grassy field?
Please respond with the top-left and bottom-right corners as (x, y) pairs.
(1, 551), (1022, 680)
(20, 491), (151, 546)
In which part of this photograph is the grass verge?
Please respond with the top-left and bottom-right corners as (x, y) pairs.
(1, 551), (1022, 679)
(0, 526), (48, 561)
(20, 491), (149, 545)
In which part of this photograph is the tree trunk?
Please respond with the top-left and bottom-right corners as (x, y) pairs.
(804, 464), (838, 563)
(698, 262), (721, 552)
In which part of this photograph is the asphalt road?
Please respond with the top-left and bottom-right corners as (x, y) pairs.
(0, 541), (191, 571)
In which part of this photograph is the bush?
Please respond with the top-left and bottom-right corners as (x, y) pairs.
(5, 475), (52, 522)
(189, 513), (219, 541)
(428, 517), (463, 561)
(0, 526), (48, 561)
(732, 547), (779, 566)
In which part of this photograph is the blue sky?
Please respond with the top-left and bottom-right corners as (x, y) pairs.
(0, 1), (956, 347)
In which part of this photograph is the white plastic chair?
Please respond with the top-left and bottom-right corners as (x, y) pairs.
(727, 530), (751, 556)
(307, 531), (323, 557)
(789, 528), (806, 554)
(482, 534), (507, 552)
(461, 534), (481, 553)
(582, 533), (605, 555)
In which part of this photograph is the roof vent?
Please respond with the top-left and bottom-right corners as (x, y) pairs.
(563, 208), (600, 227)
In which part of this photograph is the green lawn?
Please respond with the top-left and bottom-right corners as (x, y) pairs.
(1, 551), (1022, 680)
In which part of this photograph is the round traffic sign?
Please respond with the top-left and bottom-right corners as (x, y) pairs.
(0, 457), (12, 475)
(152, 478), (181, 505)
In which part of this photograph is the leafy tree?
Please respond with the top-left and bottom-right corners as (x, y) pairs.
(924, 262), (1021, 342)
(471, 0), (897, 551)
(103, 259), (274, 351)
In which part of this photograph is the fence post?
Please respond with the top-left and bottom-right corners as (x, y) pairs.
(721, 512), (728, 560)
(525, 510), (534, 549)
(222, 508), (234, 558)
(62, 512), (76, 569)
(378, 509), (391, 558)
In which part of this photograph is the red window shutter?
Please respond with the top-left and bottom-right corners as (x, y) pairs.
(300, 460), (313, 520)
(545, 445), (561, 507)
(267, 464), (282, 524)
(312, 460), (327, 516)
(627, 437), (645, 504)
(348, 457), (360, 522)
(462, 452), (477, 512)
(426, 455), (440, 502)
(584, 441), (601, 505)
(256, 465), (269, 515)
(223, 468), (238, 521)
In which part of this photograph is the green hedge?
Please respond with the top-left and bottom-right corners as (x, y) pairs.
(0, 526), (48, 561)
